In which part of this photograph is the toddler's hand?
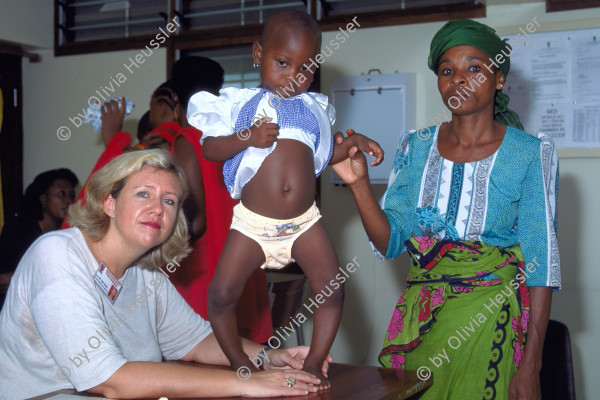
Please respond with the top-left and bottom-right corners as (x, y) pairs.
(246, 118), (279, 148)
(349, 131), (384, 167)
(331, 129), (384, 185)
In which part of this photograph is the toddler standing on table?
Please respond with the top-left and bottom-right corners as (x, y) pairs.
(187, 9), (383, 389)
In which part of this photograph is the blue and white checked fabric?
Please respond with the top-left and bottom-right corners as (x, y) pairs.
(188, 87), (334, 199)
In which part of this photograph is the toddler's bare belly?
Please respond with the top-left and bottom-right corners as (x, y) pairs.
(241, 139), (317, 219)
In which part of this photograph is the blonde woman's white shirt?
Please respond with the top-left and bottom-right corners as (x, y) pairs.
(0, 228), (212, 399)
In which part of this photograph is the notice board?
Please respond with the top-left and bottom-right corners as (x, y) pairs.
(502, 27), (600, 148)
(329, 72), (416, 184)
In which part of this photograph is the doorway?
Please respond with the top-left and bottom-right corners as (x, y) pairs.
(0, 54), (23, 226)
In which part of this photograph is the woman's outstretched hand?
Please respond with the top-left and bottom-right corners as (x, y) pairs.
(331, 129), (378, 185)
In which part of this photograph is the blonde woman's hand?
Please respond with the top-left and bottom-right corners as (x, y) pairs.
(240, 369), (321, 397)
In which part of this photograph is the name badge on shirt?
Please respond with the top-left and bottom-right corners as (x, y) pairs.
(93, 262), (122, 304)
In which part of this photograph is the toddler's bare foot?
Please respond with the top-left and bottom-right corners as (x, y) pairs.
(302, 363), (330, 390)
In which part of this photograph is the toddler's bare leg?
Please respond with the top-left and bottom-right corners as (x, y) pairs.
(291, 220), (344, 389)
(208, 229), (265, 371)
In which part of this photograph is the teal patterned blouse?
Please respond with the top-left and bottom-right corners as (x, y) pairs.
(374, 125), (560, 289)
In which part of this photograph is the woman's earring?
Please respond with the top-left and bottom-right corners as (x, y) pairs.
(253, 62), (259, 68)
(499, 84), (504, 90)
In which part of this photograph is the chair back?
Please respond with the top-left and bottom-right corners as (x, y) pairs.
(540, 319), (576, 399)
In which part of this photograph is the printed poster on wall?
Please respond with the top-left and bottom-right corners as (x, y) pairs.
(502, 28), (600, 148)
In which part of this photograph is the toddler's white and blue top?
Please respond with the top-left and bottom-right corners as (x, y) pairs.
(187, 87), (335, 199)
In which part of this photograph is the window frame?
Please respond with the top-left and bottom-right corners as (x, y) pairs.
(546, 0), (600, 12)
(54, 0), (486, 56)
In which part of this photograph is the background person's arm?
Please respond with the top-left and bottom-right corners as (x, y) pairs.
(173, 135), (206, 241)
(101, 98), (126, 147)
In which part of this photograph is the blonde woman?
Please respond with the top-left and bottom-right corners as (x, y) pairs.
(0, 149), (326, 399)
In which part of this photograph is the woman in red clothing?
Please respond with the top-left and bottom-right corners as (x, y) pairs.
(169, 57), (272, 343)
(69, 82), (181, 209)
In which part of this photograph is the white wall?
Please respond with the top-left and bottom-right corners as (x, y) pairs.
(22, 48), (166, 187)
(0, 0), (53, 48)
(9, 0), (600, 398)
(0, 0), (167, 187)
(313, 2), (600, 399)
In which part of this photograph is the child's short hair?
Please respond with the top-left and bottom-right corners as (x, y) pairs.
(262, 9), (322, 49)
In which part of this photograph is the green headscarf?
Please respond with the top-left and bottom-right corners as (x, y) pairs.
(428, 19), (523, 130)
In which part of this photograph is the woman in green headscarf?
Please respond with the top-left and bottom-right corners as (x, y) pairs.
(332, 19), (560, 399)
